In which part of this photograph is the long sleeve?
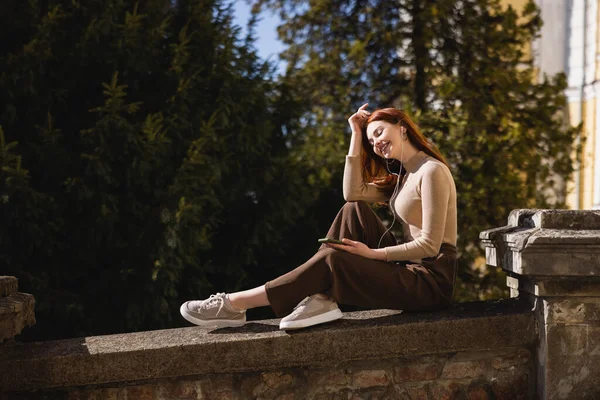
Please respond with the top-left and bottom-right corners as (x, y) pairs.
(343, 156), (389, 203)
(384, 163), (453, 261)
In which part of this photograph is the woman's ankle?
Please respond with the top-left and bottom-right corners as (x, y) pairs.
(226, 293), (246, 312)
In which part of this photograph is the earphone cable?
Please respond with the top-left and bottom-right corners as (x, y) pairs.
(377, 136), (404, 250)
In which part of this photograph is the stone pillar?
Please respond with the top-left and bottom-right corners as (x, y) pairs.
(480, 209), (600, 400)
(0, 276), (35, 343)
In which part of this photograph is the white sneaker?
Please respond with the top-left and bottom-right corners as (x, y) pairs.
(180, 293), (246, 327)
(279, 294), (343, 330)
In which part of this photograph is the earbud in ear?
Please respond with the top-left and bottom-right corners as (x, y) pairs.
(401, 126), (408, 140)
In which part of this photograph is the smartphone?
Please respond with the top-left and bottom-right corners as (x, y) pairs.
(318, 237), (345, 245)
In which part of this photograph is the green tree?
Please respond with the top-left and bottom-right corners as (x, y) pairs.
(0, 0), (320, 340)
(257, 0), (581, 300)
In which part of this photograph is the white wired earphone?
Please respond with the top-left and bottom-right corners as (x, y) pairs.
(377, 123), (406, 249)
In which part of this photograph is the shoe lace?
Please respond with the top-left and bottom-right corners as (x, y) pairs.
(196, 293), (226, 313)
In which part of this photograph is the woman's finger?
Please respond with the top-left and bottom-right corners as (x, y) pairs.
(358, 103), (369, 111)
(326, 242), (351, 252)
(341, 238), (358, 246)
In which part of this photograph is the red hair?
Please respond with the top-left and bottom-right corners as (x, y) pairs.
(361, 108), (449, 189)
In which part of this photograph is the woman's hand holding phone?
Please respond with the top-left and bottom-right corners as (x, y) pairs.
(318, 237), (387, 260)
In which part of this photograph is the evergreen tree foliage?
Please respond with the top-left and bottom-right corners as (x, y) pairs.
(258, 0), (581, 299)
(0, 0), (318, 340)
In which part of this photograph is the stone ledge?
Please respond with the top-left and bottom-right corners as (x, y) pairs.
(480, 209), (600, 276)
(0, 298), (534, 393)
(0, 292), (35, 343)
(0, 277), (18, 298)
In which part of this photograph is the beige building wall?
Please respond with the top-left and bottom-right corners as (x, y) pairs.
(502, 0), (600, 209)
(566, 101), (582, 208)
(569, 0), (599, 210)
(582, 96), (596, 209)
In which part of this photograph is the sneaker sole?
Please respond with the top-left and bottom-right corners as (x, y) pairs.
(180, 304), (246, 327)
(279, 308), (343, 330)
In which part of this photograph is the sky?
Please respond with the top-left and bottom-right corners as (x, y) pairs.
(232, 1), (286, 74)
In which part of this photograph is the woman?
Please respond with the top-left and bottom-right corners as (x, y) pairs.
(180, 103), (458, 330)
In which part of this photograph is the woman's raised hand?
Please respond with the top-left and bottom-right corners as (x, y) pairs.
(347, 103), (371, 134)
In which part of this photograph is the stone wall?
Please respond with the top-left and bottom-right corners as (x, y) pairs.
(19, 347), (532, 400)
(0, 276), (35, 343)
(0, 300), (535, 400)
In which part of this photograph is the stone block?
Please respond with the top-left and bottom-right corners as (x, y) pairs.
(551, 363), (593, 400)
(543, 353), (600, 399)
(537, 323), (600, 398)
(345, 387), (386, 400)
(156, 379), (200, 399)
(441, 361), (486, 379)
(490, 373), (529, 400)
(0, 292), (35, 343)
(352, 370), (389, 388)
(313, 392), (350, 400)
(0, 297), (23, 315)
(306, 369), (351, 389)
(261, 371), (294, 390)
(240, 374), (261, 398)
(517, 246), (600, 277)
(198, 376), (235, 400)
(428, 380), (465, 400)
(394, 362), (442, 382)
(537, 278), (600, 297)
(480, 209), (600, 276)
(506, 275), (600, 297)
(275, 394), (295, 400)
(491, 349), (531, 371)
(404, 385), (428, 400)
(242, 371), (295, 399)
(383, 386), (410, 400)
(124, 384), (154, 400)
(466, 385), (490, 400)
(546, 324), (592, 356)
(66, 387), (121, 400)
(0, 277), (18, 298)
(532, 210), (600, 230)
(544, 298), (600, 324)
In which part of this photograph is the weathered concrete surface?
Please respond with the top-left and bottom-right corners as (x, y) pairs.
(0, 298), (534, 393)
(537, 297), (600, 400)
(0, 276), (18, 298)
(532, 210), (600, 230)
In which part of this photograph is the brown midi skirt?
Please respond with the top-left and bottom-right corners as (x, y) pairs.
(265, 201), (458, 317)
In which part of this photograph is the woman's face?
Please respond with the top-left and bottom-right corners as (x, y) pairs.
(365, 120), (402, 160)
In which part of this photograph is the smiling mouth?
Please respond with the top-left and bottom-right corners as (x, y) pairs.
(381, 142), (390, 155)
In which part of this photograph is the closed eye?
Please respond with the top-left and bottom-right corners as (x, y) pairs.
(368, 128), (383, 145)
